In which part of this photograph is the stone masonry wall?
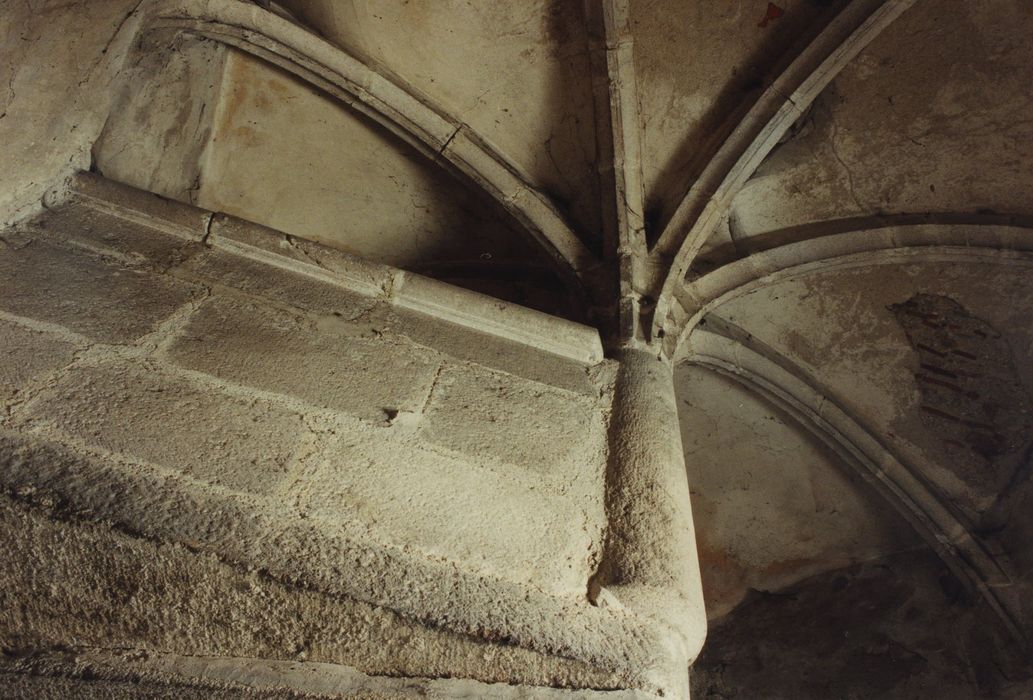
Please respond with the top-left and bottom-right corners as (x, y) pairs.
(0, 174), (638, 694)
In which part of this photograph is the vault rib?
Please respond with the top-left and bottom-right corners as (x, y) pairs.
(586, 0), (646, 254)
(584, 0), (648, 341)
(685, 318), (1027, 647)
(141, 0), (601, 303)
(649, 0), (918, 343)
(664, 217), (1033, 355)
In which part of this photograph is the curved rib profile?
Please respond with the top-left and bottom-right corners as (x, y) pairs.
(142, 0), (601, 298)
(650, 0), (918, 339)
(667, 220), (1033, 352)
(684, 320), (1026, 645)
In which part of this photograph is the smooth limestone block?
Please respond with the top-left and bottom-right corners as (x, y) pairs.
(420, 363), (605, 478)
(382, 304), (601, 396)
(0, 320), (79, 400)
(40, 183), (208, 267)
(207, 215), (392, 300)
(167, 295), (441, 423)
(19, 361), (306, 495)
(182, 246), (378, 320)
(0, 236), (204, 343)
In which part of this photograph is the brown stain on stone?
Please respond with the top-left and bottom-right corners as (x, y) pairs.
(231, 125), (260, 147)
(889, 293), (1033, 499)
(758, 2), (786, 28)
(215, 56), (299, 150)
(217, 53), (254, 131)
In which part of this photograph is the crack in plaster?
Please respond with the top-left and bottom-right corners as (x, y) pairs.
(827, 108), (867, 214)
(75, 2), (144, 90)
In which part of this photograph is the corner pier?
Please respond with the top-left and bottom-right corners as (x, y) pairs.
(593, 344), (708, 696)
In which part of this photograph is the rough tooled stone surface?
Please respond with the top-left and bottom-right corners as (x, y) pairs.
(0, 496), (625, 692)
(0, 193), (641, 695)
(0, 319), (79, 402)
(0, 236), (205, 343)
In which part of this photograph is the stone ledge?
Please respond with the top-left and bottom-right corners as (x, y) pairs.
(47, 172), (604, 365)
(43, 170), (211, 245)
(1, 649), (651, 699)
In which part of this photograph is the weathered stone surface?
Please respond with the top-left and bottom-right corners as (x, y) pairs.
(0, 236), (204, 343)
(167, 295), (441, 423)
(384, 304), (604, 396)
(41, 172), (212, 260)
(0, 427), (658, 687)
(0, 195), (651, 692)
(0, 319), (79, 401)
(711, 261), (1033, 520)
(420, 363), (605, 477)
(392, 271), (604, 365)
(632, 0), (828, 228)
(0, 649), (647, 700)
(0, 0), (142, 226)
(0, 494), (621, 691)
(7, 0), (1033, 695)
(16, 361), (305, 495)
(182, 241), (380, 321)
(890, 293), (1033, 491)
(194, 49), (542, 274)
(205, 213), (392, 299)
(730, 0), (1033, 241)
(92, 36), (228, 209)
(0, 675), (278, 700)
(293, 425), (599, 592)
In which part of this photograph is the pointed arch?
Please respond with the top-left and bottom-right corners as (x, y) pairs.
(685, 319), (1026, 645)
(139, 0), (602, 299)
(667, 218), (1033, 354)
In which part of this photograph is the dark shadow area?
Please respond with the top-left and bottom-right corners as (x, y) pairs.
(692, 551), (1032, 699)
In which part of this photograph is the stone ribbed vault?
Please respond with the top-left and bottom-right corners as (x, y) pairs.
(2, 0), (1033, 697)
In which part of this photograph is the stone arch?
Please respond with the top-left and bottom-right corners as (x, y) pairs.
(683, 320), (1026, 645)
(111, 0), (603, 309)
(668, 221), (1033, 356)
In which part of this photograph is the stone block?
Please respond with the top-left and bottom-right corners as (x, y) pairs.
(383, 305), (601, 396)
(19, 361), (305, 495)
(293, 428), (596, 592)
(182, 214), (385, 319)
(207, 214), (392, 298)
(0, 490), (621, 691)
(391, 271), (604, 365)
(167, 295), (441, 422)
(0, 320), (79, 401)
(33, 201), (201, 269)
(0, 237), (204, 343)
(42, 171), (210, 264)
(420, 364), (606, 478)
